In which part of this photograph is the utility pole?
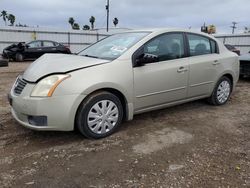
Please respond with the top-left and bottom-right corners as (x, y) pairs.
(231, 22), (237, 34)
(106, 0), (110, 32)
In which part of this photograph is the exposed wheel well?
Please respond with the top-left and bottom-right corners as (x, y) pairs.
(101, 88), (128, 121)
(74, 88), (128, 130)
(222, 73), (233, 89)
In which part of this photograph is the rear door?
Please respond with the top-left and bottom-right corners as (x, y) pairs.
(186, 33), (220, 98)
(42, 41), (58, 54)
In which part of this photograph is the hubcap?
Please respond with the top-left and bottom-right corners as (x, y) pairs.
(87, 100), (119, 134)
(216, 80), (231, 104)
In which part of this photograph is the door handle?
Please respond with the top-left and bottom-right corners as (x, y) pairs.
(212, 60), (220, 65)
(37, 48), (42, 51)
(177, 66), (188, 73)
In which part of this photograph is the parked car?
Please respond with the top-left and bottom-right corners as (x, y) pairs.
(239, 52), (250, 77)
(9, 29), (239, 139)
(225, 44), (240, 55)
(2, 40), (71, 61)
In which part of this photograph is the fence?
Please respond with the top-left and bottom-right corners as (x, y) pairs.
(215, 33), (250, 54)
(0, 26), (112, 54)
(3, 27), (248, 55)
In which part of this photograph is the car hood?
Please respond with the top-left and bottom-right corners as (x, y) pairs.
(23, 54), (110, 82)
(239, 53), (250, 61)
(4, 42), (25, 50)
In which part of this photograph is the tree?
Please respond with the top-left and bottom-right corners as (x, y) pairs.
(68, 17), (75, 28)
(0, 10), (8, 26)
(83, 25), (90, 30)
(113, 17), (118, 27)
(89, 16), (95, 30)
(7, 14), (15, 26)
(72, 23), (80, 30)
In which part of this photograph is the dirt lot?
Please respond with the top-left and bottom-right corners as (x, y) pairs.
(0, 62), (250, 188)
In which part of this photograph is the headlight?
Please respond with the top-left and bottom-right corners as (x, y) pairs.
(31, 74), (70, 97)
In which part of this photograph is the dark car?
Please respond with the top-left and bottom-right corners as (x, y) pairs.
(2, 40), (71, 61)
(225, 44), (240, 55)
(239, 52), (250, 77)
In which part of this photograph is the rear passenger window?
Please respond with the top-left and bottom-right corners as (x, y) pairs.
(187, 34), (212, 56)
(43, 41), (55, 47)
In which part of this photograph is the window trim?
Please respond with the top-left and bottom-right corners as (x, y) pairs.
(184, 32), (219, 57)
(132, 32), (188, 67)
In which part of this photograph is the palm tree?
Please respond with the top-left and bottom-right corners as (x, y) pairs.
(83, 25), (90, 30)
(113, 17), (118, 27)
(89, 16), (95, 30)
(7, 14), (15, 26)
(72, 23), (80, 30)
(0, 10), (8, 26)
(68, 17), (75, 28)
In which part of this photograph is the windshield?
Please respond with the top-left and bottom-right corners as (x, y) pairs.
(79, 32), (150, 60)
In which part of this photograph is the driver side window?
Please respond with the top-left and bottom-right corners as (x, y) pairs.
(28, 41), (42, 48)
(144, 33), (185, 62)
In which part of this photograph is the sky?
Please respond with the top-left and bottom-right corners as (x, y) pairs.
(0, 0), (250, 34)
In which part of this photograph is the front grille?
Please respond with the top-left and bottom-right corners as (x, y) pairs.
(14, 78), (27, 95)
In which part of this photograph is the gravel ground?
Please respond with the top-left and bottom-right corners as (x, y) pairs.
(0, 62), (250, 188)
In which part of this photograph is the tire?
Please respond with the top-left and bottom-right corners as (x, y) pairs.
(76, 91), (123, 139)
(0, 59), (8, 67)
(207, 76), (232, 105)
(15, 53), (24, 62)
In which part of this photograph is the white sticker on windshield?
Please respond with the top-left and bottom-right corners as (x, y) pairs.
(111, 46), (127, 53)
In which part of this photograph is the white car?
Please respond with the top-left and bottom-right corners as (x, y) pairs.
(9, 28), (239, 139)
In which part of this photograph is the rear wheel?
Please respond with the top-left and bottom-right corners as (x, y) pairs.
(15, 53), (24, 62)
(207, 76), (232, 105)
(76, 91), (123, 139)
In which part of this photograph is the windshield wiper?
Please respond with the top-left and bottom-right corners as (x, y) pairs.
(82, 54), (99, 59)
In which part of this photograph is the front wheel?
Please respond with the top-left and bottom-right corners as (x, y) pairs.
(207, 76), (232, 105)
(76, 91), (123, 139)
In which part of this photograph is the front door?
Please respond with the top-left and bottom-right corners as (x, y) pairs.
(25, 41), (43, 59)
(133, 33), (189, 112)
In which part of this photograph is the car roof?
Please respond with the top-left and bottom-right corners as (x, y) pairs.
(118, 28), (215, 38)
(29, 40), (57, 43)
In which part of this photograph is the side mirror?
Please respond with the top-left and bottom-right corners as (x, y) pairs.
(135, 53), (159, 66)
(25, 44), (30, 48)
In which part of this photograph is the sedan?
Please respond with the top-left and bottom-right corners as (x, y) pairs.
(3, 40), (71, 61)
(9, 29), (239, 139)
